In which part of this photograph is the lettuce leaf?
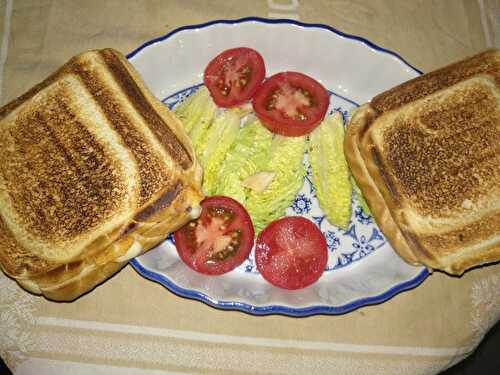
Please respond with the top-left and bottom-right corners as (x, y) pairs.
(173, 86), (216, 135)
(215, 120), (274, 204)
(201, 110), (241, 195)
(245, 135), (306, 232)
(309, 112), (352, 229)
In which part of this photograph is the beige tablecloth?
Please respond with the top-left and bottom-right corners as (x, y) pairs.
(1, 1), (499, 374)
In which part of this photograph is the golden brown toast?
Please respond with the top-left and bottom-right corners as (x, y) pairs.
(0, 49), (203, 300)
(345, 49), (500, 275)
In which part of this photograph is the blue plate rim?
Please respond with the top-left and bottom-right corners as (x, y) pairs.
(126, 16), (422, 76)
(130, 258), (429, 316)
(127, 17), (429, 316)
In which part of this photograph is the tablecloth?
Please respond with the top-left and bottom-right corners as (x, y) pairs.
(1, 1), (499, 374)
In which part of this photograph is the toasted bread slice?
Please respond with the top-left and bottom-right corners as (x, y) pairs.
(0, 49), (203, 299)
(0, 69), (141, 267)
(345, 49), (500, 275)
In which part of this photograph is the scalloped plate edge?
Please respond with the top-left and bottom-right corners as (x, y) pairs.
(130, 258), (428, 316)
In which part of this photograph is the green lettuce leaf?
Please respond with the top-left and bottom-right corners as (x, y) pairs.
(215, 120), (274, 204)
(309, 113), (352, 229)
(173, 86), (216, 134)
(201, 110), (241, 195)
(245, 134), (306, 232)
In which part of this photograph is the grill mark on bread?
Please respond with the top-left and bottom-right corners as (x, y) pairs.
(370, 147), (401, 204)
(372, 49), (500, 112)
(419, 86), (496, 133)
(99, 49), (192, 170)
(400, 229), (436, 262)
(134, 180), (183, 222)
(122, 222), (139, 236)
(71, 58), (171, 206)
(0, 84), (128, 242)
(385, 125), (498, 213)
(381, 80), (499, 215)
(419, 210), (500, 257)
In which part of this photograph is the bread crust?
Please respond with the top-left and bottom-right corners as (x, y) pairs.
(371, 49), (500, 112)
(18, 203), (195, 301)
(345, 49), (500, 275)
(345, 106), (420, 265)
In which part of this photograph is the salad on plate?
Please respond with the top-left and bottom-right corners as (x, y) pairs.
(170, 46), (364, 290)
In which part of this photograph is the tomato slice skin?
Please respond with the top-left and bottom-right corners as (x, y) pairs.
(255, 216), (328, 290)
(173, 196), (255, 275)
(252, 71), (330, 137)
(203, 47), (266, 108)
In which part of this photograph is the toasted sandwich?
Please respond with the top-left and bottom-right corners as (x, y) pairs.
(0, 48), (203, 300)
(345, 49), (500, 275)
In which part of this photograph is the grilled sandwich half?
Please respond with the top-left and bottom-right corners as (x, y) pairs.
(0, 48), (203, 300)
(345, 49), (499, 275)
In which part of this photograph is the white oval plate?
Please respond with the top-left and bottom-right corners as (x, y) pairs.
(128, 17), (428, 316)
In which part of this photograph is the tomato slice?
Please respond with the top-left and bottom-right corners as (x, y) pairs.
(252, 71), (329, 137)
(203, 47), (266, 108)
(173, 196), (255, 275)
(255, 216), (328, 289)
